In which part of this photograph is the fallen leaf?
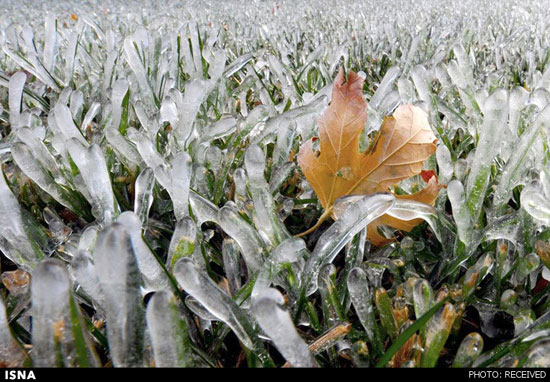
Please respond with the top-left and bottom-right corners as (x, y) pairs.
(297, 68), (439, 245)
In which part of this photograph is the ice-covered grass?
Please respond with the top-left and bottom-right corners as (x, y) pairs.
(2, 0), (550, 368)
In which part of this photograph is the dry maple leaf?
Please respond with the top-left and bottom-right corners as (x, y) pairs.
(297, 68), (439, 245)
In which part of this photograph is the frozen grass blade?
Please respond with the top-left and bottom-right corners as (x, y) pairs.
(146, 291), (195, 367)
(94, 224), (145, 367)
(466, 89), (509, 222)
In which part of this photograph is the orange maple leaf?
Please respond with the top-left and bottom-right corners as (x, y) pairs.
(297, 68), (440, 245)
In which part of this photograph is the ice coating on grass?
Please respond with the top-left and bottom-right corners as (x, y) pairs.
(104, 127), (143, 168)
(524, 339), (550, 367)
(132, 131), (166, 174)
(252, 288), (318, 368)
(385, 199), (442, 243)
(347, 267), (382, 353)
(218, 204), (266, 273)
(411, 65), (432, 109)
(93, 224), (145, 367)
(436, 145), (454, 184)
(70, 91), (84, 125)
(452, 332), (484, 367)
(31, 259), (99, 367)
(189, 190), (220, 225)
(5, 0), (550, 369)
(54, 103), (88, 146)
(412, 279), (434, 318)
(245, 145), (289, 246)
(453, 43), (474, 86)
(43, 14), (57, 73)
(303, 193), (395, 296)
(174, 79), (210, 145)
(0, 167), (43, 270)
(8, 71), (26, 130)
(521, 180), (550, 226)
(4, 28), (60, 91)
(111, 79), (129, 131)
(134, 168), (155, 225)
(252, 237), (306, 302)
(134, 100), (159, 136)
(123, 33), (155, 108)
(369, 66), (400, 110)
(167, 217), (196, 270)
(116, 212), (170, 292)
(222, 238), (242, 296)
(11, 141), (84, 215)
(66, 139), (117, 223)
(448, 180), (474, 245)
(466, 89), (509, 221)
(31, 259), (71, 366)
(201, 116), (237, 142)
(169, 151), (192, 221)
(422, 303), (456, 367)
(508, 87), (529, 137)
(494, 105), (550, 209)
(146, 290), (194, 367)
(71, 250), (104, 312)
(250, 96), (327, 144)
(173, 258), (256, 350)
(269, 162), (295, 195)
(16, 127), (65, 183)
(272, 120), (296, 168)
(0, 295), (27, 367)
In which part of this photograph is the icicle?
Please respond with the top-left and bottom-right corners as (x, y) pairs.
(123, 33), (155, 108)
(173, 79), (210, 146)
(269, 163), (295, 195)
(384, 199), (441, 243)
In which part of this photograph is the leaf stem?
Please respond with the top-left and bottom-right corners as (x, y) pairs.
(295, 207), (333, 237)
